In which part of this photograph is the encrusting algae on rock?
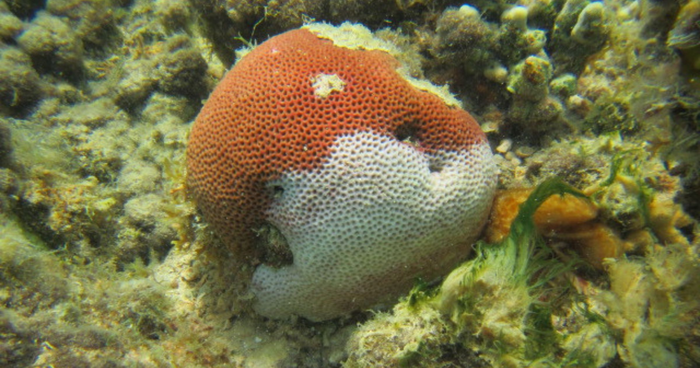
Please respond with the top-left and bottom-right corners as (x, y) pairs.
(345, 179), (590, 367)
(0, 0), (699, 367)
(346, 178), (700, 367)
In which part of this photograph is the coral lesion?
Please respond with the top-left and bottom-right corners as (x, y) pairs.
(252, 222), (293, 268)
(310, 73), (346, 99)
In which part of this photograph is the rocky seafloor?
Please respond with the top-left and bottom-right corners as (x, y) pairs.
(0, 0), (699, 367)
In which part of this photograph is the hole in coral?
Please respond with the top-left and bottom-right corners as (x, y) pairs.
(394, 121), (420, 147)
(265, 180), (285, 201)
(679, 223), (695, 243)
(271, 185), (284, 199)
(254, 223), (293, 268)
(428, 158), (444, 173)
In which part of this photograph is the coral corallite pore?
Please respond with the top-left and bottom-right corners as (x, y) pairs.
(186, 23), (498, 321)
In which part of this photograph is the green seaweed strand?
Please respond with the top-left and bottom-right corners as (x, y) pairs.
(506, 177), (587, 285)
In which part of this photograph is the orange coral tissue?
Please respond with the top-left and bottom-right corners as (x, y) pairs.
(186, 23), (498, 321)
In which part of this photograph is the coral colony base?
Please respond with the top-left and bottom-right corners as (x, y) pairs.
(0, 0), (699, 367)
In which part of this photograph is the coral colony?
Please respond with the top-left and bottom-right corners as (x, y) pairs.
(187, 23), (498, 321)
